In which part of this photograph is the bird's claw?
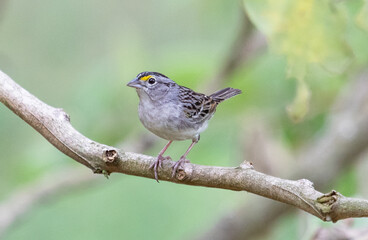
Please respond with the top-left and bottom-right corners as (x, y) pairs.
(172, 157), (190, 178)
(150, 155), (172, 182)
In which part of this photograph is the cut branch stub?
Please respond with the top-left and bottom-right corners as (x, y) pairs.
(102, 149), (119, 163)
(175, 169), (187, 181)
(316, 190), (340, 222)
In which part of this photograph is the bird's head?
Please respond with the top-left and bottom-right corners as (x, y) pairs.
(127, 72), (176, 101)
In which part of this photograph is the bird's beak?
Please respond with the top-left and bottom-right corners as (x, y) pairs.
(127, 78), (142, 89)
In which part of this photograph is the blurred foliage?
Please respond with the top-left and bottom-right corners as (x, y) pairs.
(244, 0), (361, 122)
(245, 0), (352, 75)
(0, 0), (368, 239)
(356, 0), (368, 32)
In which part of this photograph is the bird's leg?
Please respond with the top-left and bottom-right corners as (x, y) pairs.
(172, 140), (197, 178)
(150, 140), (173, 182)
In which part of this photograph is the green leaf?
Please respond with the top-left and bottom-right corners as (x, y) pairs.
(244, 0), (353, 121)
(245, 0), (352, 75)
(356, 0), (368, 32)
(286, 78), (311, 123)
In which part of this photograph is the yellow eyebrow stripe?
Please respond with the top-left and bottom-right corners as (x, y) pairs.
(140, 75), (152, 81)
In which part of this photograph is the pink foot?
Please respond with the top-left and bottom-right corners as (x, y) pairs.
(172, 156), (190, 178)
(150, 155), (172, 182)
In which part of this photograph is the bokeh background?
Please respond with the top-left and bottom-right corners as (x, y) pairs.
(1, 0), (368, 239)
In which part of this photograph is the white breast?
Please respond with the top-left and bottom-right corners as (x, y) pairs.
(137, 90), (206, 141)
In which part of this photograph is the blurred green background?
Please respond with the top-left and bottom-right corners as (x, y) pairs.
(1, 0), (368, 239)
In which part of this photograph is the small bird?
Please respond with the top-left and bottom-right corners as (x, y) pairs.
(127, 72), (241, 182)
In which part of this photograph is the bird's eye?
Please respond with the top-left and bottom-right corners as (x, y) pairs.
(148, 78), (156, 84)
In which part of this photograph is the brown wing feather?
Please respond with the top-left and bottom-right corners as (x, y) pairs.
(178, 86), (218, 123)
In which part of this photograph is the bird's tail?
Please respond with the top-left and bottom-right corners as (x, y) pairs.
(210, 87), (242, 103)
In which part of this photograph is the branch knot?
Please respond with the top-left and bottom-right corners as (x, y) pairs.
(316, 190), (341, 222)
(102, 149), (118, 163)
(237, 160), (254, 170)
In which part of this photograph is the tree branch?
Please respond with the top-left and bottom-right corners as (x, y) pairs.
(197, 70), (368, 240)
(1, 70), (367, 223)
(0, 168), (98, 237)
(203, 10), (267, 92)
(0, 133), (156, 238)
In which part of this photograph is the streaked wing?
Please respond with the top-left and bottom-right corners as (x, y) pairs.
(179, 86), (217, 123)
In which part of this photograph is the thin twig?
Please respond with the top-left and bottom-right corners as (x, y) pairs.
(202, 9), (267, 92)
(0, 168), (98, 237)
(0, 133), (156, 238)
